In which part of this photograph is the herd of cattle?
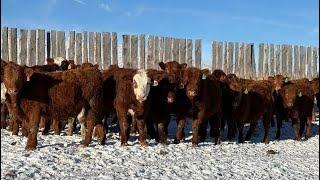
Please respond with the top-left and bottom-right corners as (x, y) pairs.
(1, 58), (319, 150)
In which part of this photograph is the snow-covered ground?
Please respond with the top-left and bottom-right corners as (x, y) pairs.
(1, 114), (319, 179)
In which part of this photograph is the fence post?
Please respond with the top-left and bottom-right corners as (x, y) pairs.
(281, 44), (287, 76)
(172, 38), (179, 62)
(147, 35), (154, 69)
(1, 27), (9, 61)
(154, 36), (159, 69)
(56, 31), (65, 58)
(179, 39), (186, 64)
(19, 29), (28, 65)
(82, 31), (88, 63)
(228, 42), (234, 74)
(299, 46), (306, 78)
(139, 35), (146, 69)
(234, 42), (239, 75)
(159, 37), (165, 65)
(186, 39), (193, 67)
(102, 32), (111, 69)
(68, 31), (75, 60)
(307, 46), (312, 79)
(223, 42), (228, 72)
(9, 28), (17, 63)
(28, 30), (36, 66)
(75, 33), (82, 65)
(293, 45), (299, 79)
(88, 32), (94, 64)
(258, 43), (264, 79)
(275, 45), (281, 75)
(111, 32), (118, 65)
(287, 45), (292, 78)
(164, 37), (171, 62)
(263, 44), (269, 79)
(312, 47), (318, 78)
(95, 32), (102, 68)
(131, 35), (138, 69)
(122, 35), (131, 68)
(218, 42), (223, 70)
(37, 29), (45, 65)
(269, 44), (275, 76)
(195, 39), (201, 68)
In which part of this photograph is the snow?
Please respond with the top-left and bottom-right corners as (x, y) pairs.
(1, 114), (319, 179)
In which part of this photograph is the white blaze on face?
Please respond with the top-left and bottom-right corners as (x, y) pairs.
(1, 83), (7, 103)
(133, 70), (151, 102)
(53, 57), (65, 66)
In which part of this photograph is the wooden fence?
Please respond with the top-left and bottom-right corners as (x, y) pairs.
(211, 41), (319, 80)
(1, 27), (202, 70)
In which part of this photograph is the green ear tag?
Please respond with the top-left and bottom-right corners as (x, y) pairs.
(202, 74), (206, 80)
(298, 92), (302, 97)
(244, 88), (248, 94)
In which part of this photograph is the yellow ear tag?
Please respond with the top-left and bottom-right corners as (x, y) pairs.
(153, 80), (158, 86)
(202, 74), (206, 80)
(244, 88), (248, 94)
(284, 78), (288, 83)
(298, 92), (302, 97)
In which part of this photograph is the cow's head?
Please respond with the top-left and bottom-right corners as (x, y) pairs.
(133, 69), (151, 103)
(225, 74), (246, 108)
(180, 67), (210, 99)
(273, 74), (289, 92)
(279, 84), (298, 108)
(212, 69), (226, 82)
(159, 61), (187, 86)
(3, 62), (29, 96)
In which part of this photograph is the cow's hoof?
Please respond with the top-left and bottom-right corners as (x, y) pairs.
(140, 141), (148, 147)
(214, 138), (221, 145)
(192, 143), (199, 147)
(173, 139), (180, 144)
(121, 142), (129, 146)
(25, 143), (37, 151)
(305, 134), (311, 140)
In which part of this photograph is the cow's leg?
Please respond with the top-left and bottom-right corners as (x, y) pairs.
(192, 119), (200, 146)
(52, 118), (60, 135)
(275, 115), (283, 140)
(292, 118), (301, 140)
(245, 119), (257, 141)
(77, 108), (87, 140)
(11, 116), (19, 135)
(262, 112), (272, 144)
(157, 122), (167, 144)
(174, 117), (186, 144)
(21, 118), (29, 137)
(305, 116), (313, 139)
(83, 110), (97, 147)
(136, 118), (148, 147)
(117, 110), (129, 146)
(237, 120), (244, 143)
(299, 116), (306, 138)
(1, 103), (8, 129)
(130, 116), (138, 134)
(42, 116), (51, 135)
(67, 117), (75, 136)
(209, 114), (221, 145)
(220, 116), (226, 131)
(39, 116), (46, 132)
(227, 118), (236, 141)
(94, 123), (106, 145)
(199, 118), (208, 143)
(25, 105), (41, 150)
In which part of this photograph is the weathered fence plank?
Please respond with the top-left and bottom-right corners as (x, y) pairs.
(19, 29), (28, 65)
(131, 35), (138, 69)
(269, 44), (275, 76)
(159, 37), (165, 64)
(75, 33), (82, 64)
(1, 27), (8, 61)
(88, 32), (94, 64)
(172, 38), (179, 62)
(250, 44), (256, 79)
(227, 42), (234, 74)
(111, 32), (118, 65)
(239, 43), (245, 78)
(57, 31), (65, 58)
(95, 32), (102, 68)
(68, 31), (75, 60)
(154, 36), (159, 69)
(179, 39), (186, 64)
(102, 32), (111, 69)
(211, 41), (217, 71)
(223, 42), (228, 72)
(258, 43), (264, 79)
(36, 29), (45, 65)
(263, 44), (269, 78)
(312, 47), (318, 78)
(245, 43), (253, 79)
(147, 35), (154, 69)
(281, 45), (287, 76)
(307, 46), (312, 79)
(293, 45), (299, 79)
(28, 30), (36, 66)
(139, 35), (145, 69)
(287, 45), (292, 77)
(122, 35), (131, 68)
(186, 39), (193, 67)
(299, 46), (306, 78)
(234, 42), (239, 75)
(275, 45), (281, 75)
(164, 37), (171, 62)
(82, 31), (88, 63)
(217, 42), (223, 70)
(195, 39), (201, 68)
(8, 28), (17, 63)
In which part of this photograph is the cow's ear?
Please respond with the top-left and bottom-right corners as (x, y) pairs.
(24, 68), (34, 82)
(159, 62), (166, 70)
(46, 58), (55, 65)
(180, 63), (187, 70)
